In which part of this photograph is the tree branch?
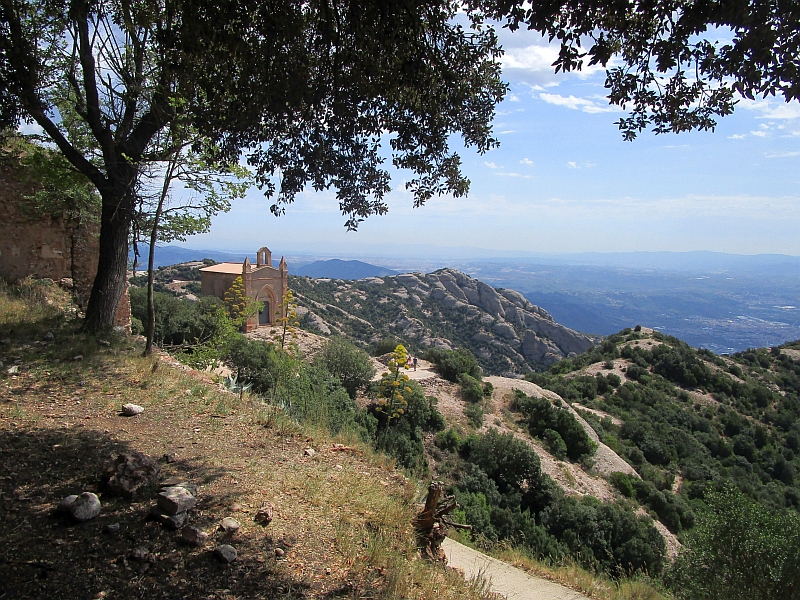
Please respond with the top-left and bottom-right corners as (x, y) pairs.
(75, 8), (113, 154)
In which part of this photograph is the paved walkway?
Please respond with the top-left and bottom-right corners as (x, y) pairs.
(442, 538), (591, 600)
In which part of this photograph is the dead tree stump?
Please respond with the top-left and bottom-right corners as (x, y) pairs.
(413, 481), (471, 562)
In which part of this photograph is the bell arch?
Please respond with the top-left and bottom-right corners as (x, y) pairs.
(256, 247), (272, 268)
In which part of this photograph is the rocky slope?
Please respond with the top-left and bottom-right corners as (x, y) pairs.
(289, 268), (597, 375)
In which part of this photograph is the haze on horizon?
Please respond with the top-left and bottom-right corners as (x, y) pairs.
(169, 25), (800, 258)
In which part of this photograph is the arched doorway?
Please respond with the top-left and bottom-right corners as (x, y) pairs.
(255, 284), (277, 327)
(258, 300), (271, 325)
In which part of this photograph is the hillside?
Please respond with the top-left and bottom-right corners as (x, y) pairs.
(0, 279), (492, 600)
(527, 327), (800, 514)
(290, 269), (597, 375)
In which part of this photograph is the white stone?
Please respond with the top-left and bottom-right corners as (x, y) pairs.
(70, 492), (101, 522)
(121, 403), (144, 416)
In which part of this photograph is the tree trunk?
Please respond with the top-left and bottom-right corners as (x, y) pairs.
(82, 183), (134, 333)
(144, 196), (166, 355)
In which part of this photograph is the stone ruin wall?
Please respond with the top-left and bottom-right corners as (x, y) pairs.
(0, 161), (130, 330)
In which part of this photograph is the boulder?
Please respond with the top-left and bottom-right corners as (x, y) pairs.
(181, 526), (209, 546)
(70, 492), (101, 522)
(121, 403), (144, 416)
(104, 452), (160, 498)
(215, 544), (237, 563)
(157, 486), (196, 515)
(150, 505), (188, 530)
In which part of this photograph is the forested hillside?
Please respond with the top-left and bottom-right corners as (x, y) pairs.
(529, 328), (800, 512)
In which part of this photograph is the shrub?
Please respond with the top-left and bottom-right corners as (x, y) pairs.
(667, 485), (800, 600)
(465, 403), (484, 428)
(225, 334), (283, 395)
(435, 428), (462, 452)
(542, 429), (568, 460)
(459, 373), (484, 403)
(610, 472), (636, 498)
(130, 287), (226, 347)
(482, 380), (494, 398)
(424, 347), (481, 382)
(372, 336), (403, 356)
(463, 429), (544, 495)
(512, 392), (597, 461)
(313, 336), (376, 398)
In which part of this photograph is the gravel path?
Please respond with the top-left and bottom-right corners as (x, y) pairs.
(443, 538), (591, 600)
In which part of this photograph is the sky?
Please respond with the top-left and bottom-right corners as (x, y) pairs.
(31, 22), (800, 258)
(190, 25), (800, 257)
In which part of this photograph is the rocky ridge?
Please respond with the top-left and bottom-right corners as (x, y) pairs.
(290, 268), (596, 375)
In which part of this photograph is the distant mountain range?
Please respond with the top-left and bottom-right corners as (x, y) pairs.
(293, 259), (397, 279)
(134, 245), (800, 352)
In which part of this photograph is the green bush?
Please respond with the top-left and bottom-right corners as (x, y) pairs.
(482, 380), (494, 398)
(225, 334), (282, 395)
(372, 337), (403, 356)
(459, 373), (484, 403)
(369, 380), (445, 473)
(465, 402), (484, 428)
(542, 429), (568, 460)
(435, 428), (462, 452)
(424, 347), (482, 382)
(667, 485), (800, 600)
(512, 391), (597, 461)
(463, 429), (544, 495)
(130, 316), (144, 336)
(313, 336), (376, 398)
(130, 287), (224, 346)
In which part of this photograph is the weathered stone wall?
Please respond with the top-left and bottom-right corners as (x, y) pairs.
(0, 160), (131, 330)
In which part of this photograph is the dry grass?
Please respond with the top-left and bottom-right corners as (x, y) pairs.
(0, 279), (495, 599)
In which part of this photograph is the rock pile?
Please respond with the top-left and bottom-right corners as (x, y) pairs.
(151, 477), (197, 530)
(103, 452), (160, 498)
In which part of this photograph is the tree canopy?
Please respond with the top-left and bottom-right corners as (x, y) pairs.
(0, 0), (505, 330)
(474, 0), (800, 140)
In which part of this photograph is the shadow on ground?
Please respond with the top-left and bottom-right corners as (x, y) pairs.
(0, 426), (314, 599)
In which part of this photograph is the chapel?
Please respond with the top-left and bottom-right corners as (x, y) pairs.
(199, 246), (287, 332)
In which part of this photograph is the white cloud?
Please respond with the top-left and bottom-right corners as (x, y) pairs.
(729, 134), (747, 139)
(567, 161), (578, 169)
(520, 158), (534, 166)
(507, 93), (520, 102)
(498, 130), (516, 135)
(484, 161), (500, 169)
(495, 172), (533, 179)
(501, 44), (559, 73)
(765, 151), (800, 158)
(739, 98), (800, 119)
(750, 130), (768, 137)
(17, 121), (44, 136)
(539, 92), (619, 114)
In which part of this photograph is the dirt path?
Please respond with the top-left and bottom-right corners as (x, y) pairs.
(443, 538), (591, 600)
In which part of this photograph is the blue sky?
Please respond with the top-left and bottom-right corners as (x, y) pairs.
(187, 26), (800, 257)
